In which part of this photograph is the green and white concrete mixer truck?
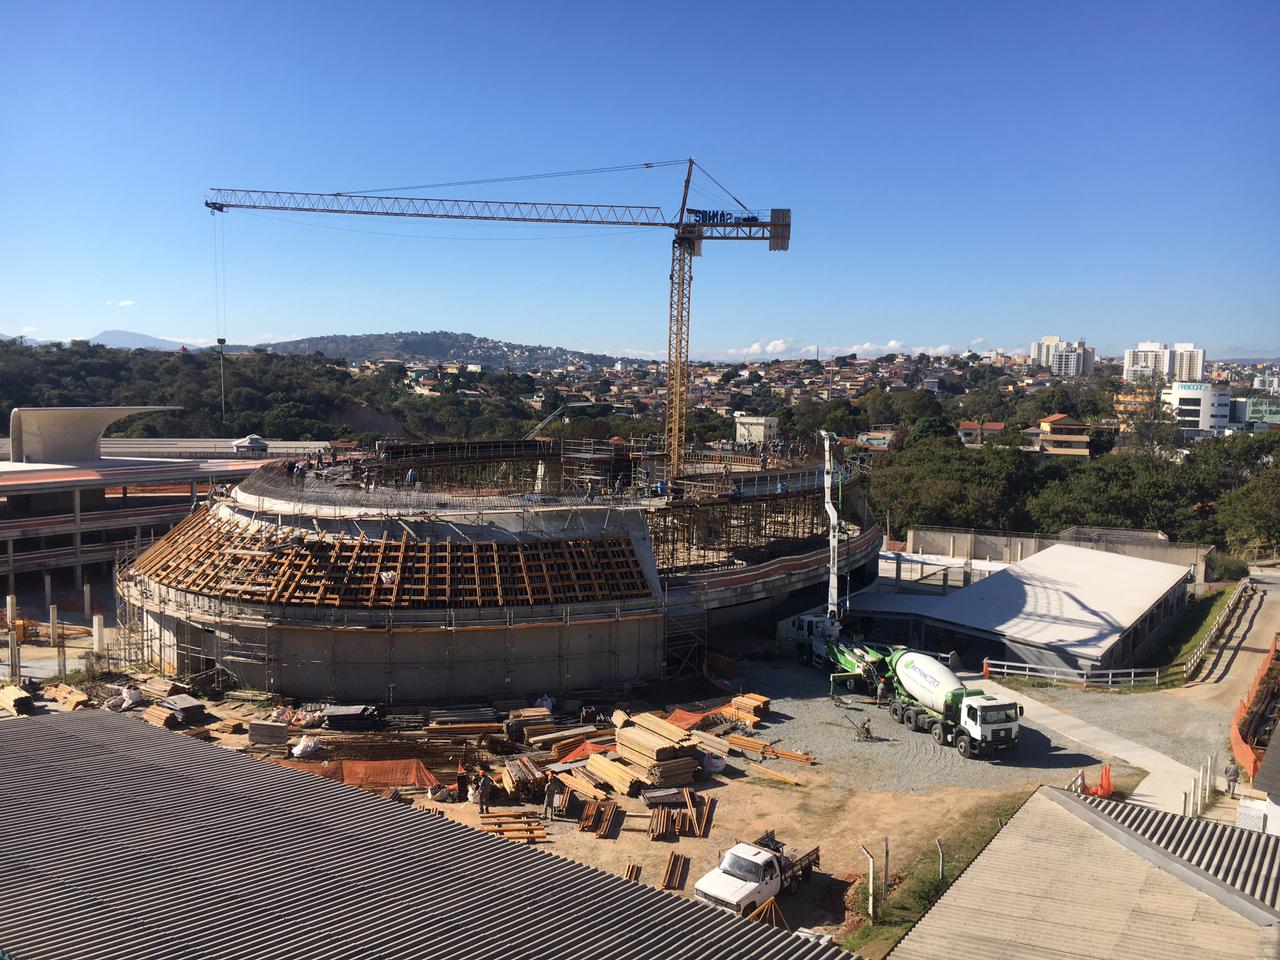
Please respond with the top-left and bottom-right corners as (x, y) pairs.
(884, 648), (1022, 759)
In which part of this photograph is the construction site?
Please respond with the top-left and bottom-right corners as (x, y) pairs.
(111, 436), (881, 701)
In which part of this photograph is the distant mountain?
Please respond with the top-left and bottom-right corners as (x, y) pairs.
(258, 330), (634, 370)
(89, 329), (194, 350)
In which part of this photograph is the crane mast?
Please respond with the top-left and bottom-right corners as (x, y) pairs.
(205, 160), (789, 489)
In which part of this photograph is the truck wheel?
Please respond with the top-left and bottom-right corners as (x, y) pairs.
(797, 647), (811, 666)
(903, 708), (917, 729)
(931, 722), (946, 745)
(889, 701), (904, 723)
(956, 734), (973, 759)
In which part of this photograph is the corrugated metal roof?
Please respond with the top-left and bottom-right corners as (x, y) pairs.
(0, 711), (847, 960)
(1082, 792), (1280, 909)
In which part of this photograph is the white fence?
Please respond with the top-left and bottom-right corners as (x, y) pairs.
(984, 578), (1251, 689)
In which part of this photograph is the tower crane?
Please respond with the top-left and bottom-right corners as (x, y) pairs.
(205, 158), (790, 483)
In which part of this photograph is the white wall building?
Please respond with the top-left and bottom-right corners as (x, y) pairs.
(1161, 381), (1232, 435)
(1123, 341), (1171, 383)
(733, 414), (778, 445)
(1170, 343), (1205, 383)
(1032, 336), (1094, 376)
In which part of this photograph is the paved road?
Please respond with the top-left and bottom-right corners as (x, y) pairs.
(965, 674), (1203, 813)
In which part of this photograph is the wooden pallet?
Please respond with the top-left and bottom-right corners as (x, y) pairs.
(595, 801), (621, 839)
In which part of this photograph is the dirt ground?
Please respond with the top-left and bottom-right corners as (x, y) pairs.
(429, 768), (1041, 936)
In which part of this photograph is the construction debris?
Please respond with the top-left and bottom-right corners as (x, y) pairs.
(42, 683), (90, 710)
(660, 852), (689, 890)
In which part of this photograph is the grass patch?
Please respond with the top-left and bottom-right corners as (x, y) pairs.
(841, 789), (1032, 959)
(1137, 588), (1230, 671)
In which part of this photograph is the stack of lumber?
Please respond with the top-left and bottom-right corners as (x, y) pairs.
(428, 704), (499, 725)
(42, 683), (90, 710)
(527, 724), (604, 750)
(503, 706), (554, 743)
(384, 712), (427, 731)
(689, 728), (732, 757)
(660, 852), (689, 890)
(248, 720), (290, 745)
(209, 717), (245, 735)
(478, 811), (546, 844)
(0, 685), (35, 717)
(733, 693), (770, 717)
(501, 755), (545, 801)
(585, 753), (646, 795)
(491, 697), (527, 712)
(140, 676), (189, 701)
(161, 694), (209, 725)
(420, 722), (503, 736)
(612, 711), (701, 787)
(142, 704), (180, 728)
(624, 864), (642, 883)
(556, 771), (606, 802)
(578, 799), (620, 837)
(726, 733), (815, 765)
(321, 705), (378, 731)
(649, 805), (675, 840)
(716, 703), (763, 727)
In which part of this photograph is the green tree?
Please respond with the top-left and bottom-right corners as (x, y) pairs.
(1218, 468), (1280, 549)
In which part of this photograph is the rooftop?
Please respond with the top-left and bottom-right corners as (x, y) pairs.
(889, 787), (1280, 959)
(856, 543), (1190, 662)
(0, 710), (847, 960)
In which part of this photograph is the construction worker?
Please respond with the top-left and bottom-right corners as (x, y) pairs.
(876, 678), (886, 706)
(542, 772), (560, 821)
(1225, 758), (1240, 799)
(476, 767), (494, 814)
(860, 717), (873, 741)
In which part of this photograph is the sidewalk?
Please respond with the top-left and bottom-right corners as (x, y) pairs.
(964, 673), (1203, 814)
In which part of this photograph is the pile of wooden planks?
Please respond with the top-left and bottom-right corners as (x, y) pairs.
(725, 733), (815, 765)
(585, 753), (645, 795)
(660, 852), (689, 890)
(648, 805), (675, 840)
(528, 724), (608, 751)
(646, 788), (714, 840)
(429, 705), (499, 724)
(42, 683), (90, 710)
(624, 864), (642, 883)
(501, 755), (545, 801)
(578, 800), (620, 838)
(734, 692), (770, 716)
(503, 706), (555, 743)
(142, 704), (181, 728)
(139, 676), (189, 701)
(556, 771), (607, 802)
(612, 710), (701, 787)
(0, 685), (35, 717)
(478, 811), (546, 844)
(248, 720), (290, 745)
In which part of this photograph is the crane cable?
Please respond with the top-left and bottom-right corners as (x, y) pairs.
(339, 159), (690, 196)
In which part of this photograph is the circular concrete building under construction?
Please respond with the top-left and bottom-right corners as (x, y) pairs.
(115, 438), (881, 701)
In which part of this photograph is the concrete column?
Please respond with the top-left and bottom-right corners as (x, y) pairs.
(5, 538), (13, 595)
(92, 614), (105, 654)
(942, 567), (950, 594)
(43, 571), (52, 610)
(7, 628), (19, 683)
(51, 604), (66, 679)
(5, 595), (15, 627)
(135, 526), (142, 548)
(949, 534), (956, 558)
(83, 582), (92, 617)
(895, 556), (902, 588)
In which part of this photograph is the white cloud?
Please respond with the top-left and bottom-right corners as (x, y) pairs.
(19, 325), (38, 334)
(968, 337), (987, 347)
(117, 299), (136, 308)
(764, 338), (791, 355)
(174, 337), (214, 346)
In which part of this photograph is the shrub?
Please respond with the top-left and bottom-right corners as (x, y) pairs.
(1207, 553), (1249, 582)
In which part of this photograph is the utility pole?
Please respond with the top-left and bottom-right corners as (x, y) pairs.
(217, 337), (227, 433)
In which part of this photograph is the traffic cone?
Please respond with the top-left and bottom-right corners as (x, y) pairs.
(982, 658), (990, 679)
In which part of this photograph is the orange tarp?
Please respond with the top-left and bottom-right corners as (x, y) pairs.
(559, 741), (614, 764)
(268, 758), (439, 788)
(665, 708), (719, 730)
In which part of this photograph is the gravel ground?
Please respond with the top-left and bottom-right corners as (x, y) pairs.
(1017, 683), (1233, 772)
(732, 659), (1133, 794)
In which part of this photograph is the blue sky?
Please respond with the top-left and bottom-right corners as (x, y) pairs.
(2, 1), (1277, 360)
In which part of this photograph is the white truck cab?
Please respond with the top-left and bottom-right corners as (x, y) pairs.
(957, 693), (1021, 753)
(694, 832), (820, 916)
